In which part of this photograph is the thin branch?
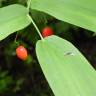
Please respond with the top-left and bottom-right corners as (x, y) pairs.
(28, 15), (44, 41)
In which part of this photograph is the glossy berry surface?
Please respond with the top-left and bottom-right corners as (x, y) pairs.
(16, 45), (28, 60)
(42, 27), (54, 38)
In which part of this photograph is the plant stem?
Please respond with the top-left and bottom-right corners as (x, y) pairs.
(28, 15), (44, 41)
(27, 0), (44, 41)
(27, 0), (31, 11)
(14, 31), (20, 46)
(14, 31), (19, 43)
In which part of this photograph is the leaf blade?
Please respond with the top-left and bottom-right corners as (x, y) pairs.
(0, 4), (31, 40)
(36, 35), (96, 96)
(31, 0), (96, 32)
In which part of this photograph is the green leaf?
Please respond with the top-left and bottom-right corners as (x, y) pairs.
(31, 0), (96, 32)
(0, 4), (31, 40)
(36, 35), (96, 96)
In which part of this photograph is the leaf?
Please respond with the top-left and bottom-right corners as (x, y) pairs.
(0, 4), (31, 40)
(36, 35), (96, 96)
(31, 0), (96, 32)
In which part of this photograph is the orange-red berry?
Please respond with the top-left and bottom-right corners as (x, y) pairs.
(16, 45), (28, 60)
(42, 27), (54, 38)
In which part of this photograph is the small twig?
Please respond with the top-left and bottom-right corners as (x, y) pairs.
(14, 31), (19, 43)
(14, 31), (20, 46)
(28, 15), (44, 41)
(27, 0), (44, 41)
(27, 0), (31, 11)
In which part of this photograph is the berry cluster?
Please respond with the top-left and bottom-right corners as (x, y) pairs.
(16, 27), (54, 60)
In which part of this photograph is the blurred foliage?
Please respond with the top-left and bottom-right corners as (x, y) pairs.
(0, 0), (96, 96)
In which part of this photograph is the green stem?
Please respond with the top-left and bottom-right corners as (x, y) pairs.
(27, 0), (44, 41)
(27, 0), (31, 11)
(28, 15), (44, 41)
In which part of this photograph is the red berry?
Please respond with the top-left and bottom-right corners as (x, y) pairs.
(16, 45), (28, 60)
(42, 27), (54, 38)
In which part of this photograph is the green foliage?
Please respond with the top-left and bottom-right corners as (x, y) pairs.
(0, 71), (13, 93)
(36, 35), (96, 96)
(0, 0), (96, 96)
(0, 4), (31, 41)
(31, 0), (96, 32)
